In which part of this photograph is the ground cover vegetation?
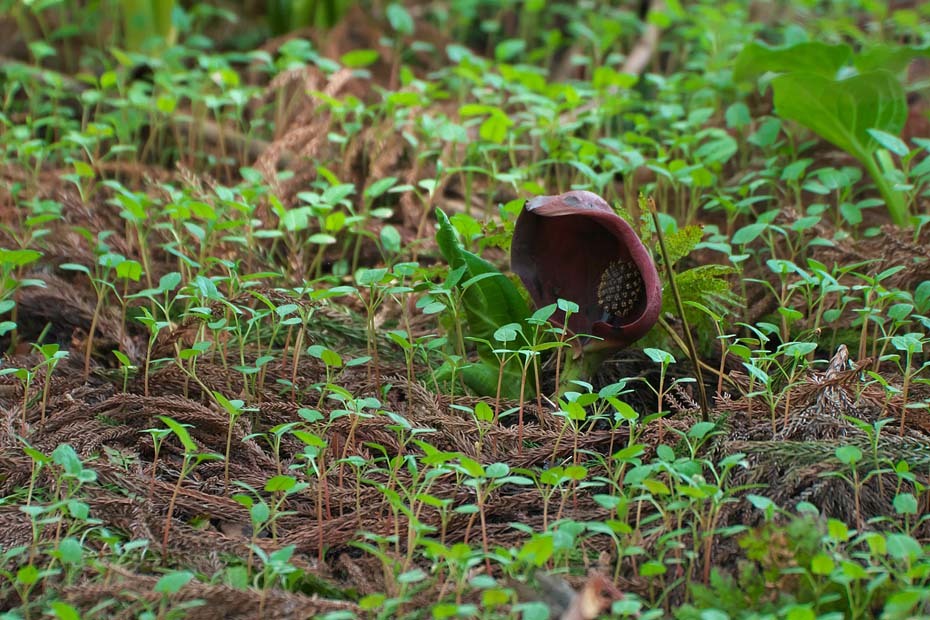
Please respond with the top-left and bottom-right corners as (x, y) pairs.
(2, 0), (930, 618)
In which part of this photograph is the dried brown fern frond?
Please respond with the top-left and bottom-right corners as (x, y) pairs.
(255, 66), (362, 201)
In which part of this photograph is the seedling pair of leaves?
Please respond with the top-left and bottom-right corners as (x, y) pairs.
(734, 40), (929, 226)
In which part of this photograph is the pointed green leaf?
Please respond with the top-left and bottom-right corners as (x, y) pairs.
(772, 70), (907, 166)
(434, 208), (530, 346)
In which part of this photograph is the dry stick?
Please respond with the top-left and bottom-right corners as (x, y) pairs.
(642, 320), (727, 398)
(657, 320), (730, 389)
(648, 199), (710, 422)
(317, 451), (326, 564)
(554, 0), (663, 127)
(289, 324), (304, 402)
(83, 290), (106, 382)
(717, 337), (728, 399)
(621, 3), (664, 76)
(900, 366), (913, 437)
(533, 357), (544, 429)
(517, 365), (528, 455)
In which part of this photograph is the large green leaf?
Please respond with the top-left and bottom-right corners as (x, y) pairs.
(771, 69), (909, 225)
(733, 42), (851, 83)
(435, 208), (530, 345)
(772, 70), (907, 165)
(460, 360), (525, 401)
(435, 208), (532, 399)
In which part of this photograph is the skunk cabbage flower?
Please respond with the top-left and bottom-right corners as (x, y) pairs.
(511, 191), (662, 352)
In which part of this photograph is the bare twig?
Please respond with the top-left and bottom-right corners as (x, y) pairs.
(649, 197), (710, 421)
(555, 0), (664, 126)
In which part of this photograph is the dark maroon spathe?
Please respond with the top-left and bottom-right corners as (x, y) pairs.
(511, 190), (662, 352)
